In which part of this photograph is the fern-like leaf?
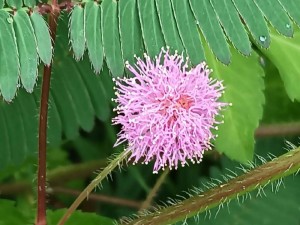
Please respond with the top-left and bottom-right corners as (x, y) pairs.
(0, 16), (114, 169)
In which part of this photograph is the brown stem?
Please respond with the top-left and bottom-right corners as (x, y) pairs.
(36, 4), (60, 225)
(50, 187), (142, 209)
(255, 122), (300, 137)
(0, 159), (107, 195)
(140, 168), (169, 210)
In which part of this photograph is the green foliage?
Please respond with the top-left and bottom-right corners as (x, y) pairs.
(70, 5), (85, 61)
(254, 0), (293, 37)
(0, 10), (19, 101)
(6, 0), (22, 9)
(30, 12), (52, 65)
(171, 0), (205, 64)
(101, 0), (124, 77)
(0, 0), (299, 100)
(190, 0), (230, 64)
(0, 200), (114, 225)
(280, 0), (300, 27)
(23, 0), (36, 8)
(262, 58), (300, 124)
(207, 48), (265, 163)
(137, 0), (165, 58)
(0, 199), (30, 224)
(84, 1), (104, 73)
(47, 209), (114, 225)
(119, 0), (144, 65)
(0, 2), (299, 225)
(155, 0), (184, 54)
(0, 16), (114, 169)
(232, 0), (270, 48)
(211, 0), (251, 56)
(13, 9), (38, 92)
(260, 28), (300, 101)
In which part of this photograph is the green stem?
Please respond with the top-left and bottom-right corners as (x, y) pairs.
(124, 147), (300, 225)
(57, 150), (130, 225)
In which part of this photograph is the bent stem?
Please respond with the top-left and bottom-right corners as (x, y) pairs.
(57, 150), (130, 225)
(36, 5), (60, 225)
(124, 147), (300, 225)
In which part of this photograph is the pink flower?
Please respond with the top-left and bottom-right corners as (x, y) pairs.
(112, 48), (228, 173)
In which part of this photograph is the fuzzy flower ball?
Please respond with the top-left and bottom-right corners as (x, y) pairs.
(112, 49), (228, 173)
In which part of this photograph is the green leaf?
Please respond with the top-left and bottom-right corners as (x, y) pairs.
(0, 10), (19, 101)
(0, 200), (115, 225)
(30, 12), (52, 65)
(137, 0), (165, 58)
(85, 1), (104, 73)
(261, 57), (300, 124)
(50, 73), (80, 139)
(13, 9), (38, 92)
(207, 48), (265, 163)
(0, 0), (4, 8)
(47, 209), (115, 225)
(0, 200), (28, 225)
(189, 0), (231, 64)
(119, 0), (144, 66)
(57, 56), (95, 132)
(70, 5), (85, 61)
(39, 89), (62, 146)
(2, 100), (27, 165)
(101, 0), (124, 77)
(155, 0), (184, 53)
(232, 0), (270, 48)
(6, 0), (22, 9)
(16, 89), (38, 152)
(23, 0), (36, 7)
(279, 0), (300, 27)
(254, 0), (293, 37)
(210, 0), (251, 56)
(260, 28), (300, 101)
(0, 106), (10, 170)
(171, 0), (205, 65)
(74, 57), (111, 121)
(0, 15), (114, 169)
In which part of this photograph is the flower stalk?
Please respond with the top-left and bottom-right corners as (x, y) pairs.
(58, 150), (130, 225)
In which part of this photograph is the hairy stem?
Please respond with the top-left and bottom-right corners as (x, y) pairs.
(124, 147), (300, 225)
(58, 150), (130, 225)
(36, 5), (60, 225)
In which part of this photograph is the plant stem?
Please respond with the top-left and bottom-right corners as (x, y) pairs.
(36, 5), (60, 225)
(0, 159), (107, 195)
(51, 187), (142, 209)
(57, 150), (130, 225)
(124, 147), (300, 225)
(255, 122), (300, 137)
(140, 168), (169, 210)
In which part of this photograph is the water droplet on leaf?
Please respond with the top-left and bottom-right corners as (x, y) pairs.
(286, 24), (291, 29)
(259, 35), (267, 43)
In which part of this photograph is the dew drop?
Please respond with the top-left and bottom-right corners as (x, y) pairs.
(286, 23), (291, 29)
(259, 35), (267, 43)
(7, 17), (13, 24)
